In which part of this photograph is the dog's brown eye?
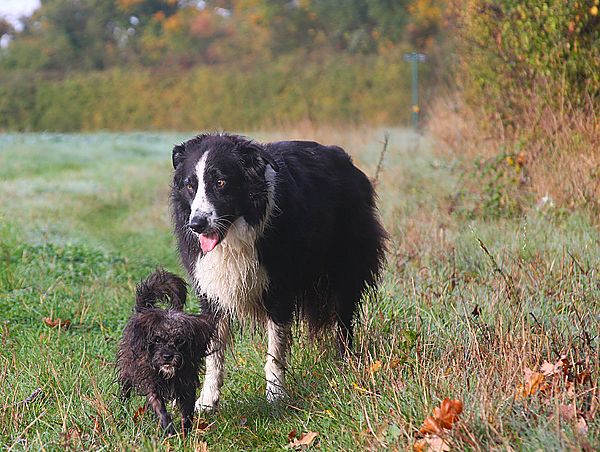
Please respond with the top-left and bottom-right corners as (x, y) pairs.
(153, 336), (162, 344)
(216, 179), (226, 189)
(186, 183), (194, 192)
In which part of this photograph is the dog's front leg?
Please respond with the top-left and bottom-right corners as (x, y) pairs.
(178, 391), (195, 433)
(196, 315), (230, 412)
(147, 392), (175, 435)
(265, 319), (291, 402)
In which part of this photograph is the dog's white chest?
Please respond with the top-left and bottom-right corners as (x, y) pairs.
(194, 218), (268, 319)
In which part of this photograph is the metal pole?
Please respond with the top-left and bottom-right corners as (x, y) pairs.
(404, 51), (425, 131)
(411, 51), (419, 129)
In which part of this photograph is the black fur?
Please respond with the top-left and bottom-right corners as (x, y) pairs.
(117, 269), (213, 434)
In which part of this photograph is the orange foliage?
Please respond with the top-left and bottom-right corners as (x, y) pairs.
(190, 11), (217, 39)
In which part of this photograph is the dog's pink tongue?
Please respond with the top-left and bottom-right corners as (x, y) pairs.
(200, 233), (219, 253)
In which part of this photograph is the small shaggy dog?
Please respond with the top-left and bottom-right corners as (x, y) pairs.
(117, 269), (213, 434)
(170, 133), (387, 411)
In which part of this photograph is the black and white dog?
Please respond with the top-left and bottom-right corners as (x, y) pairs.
(170, 133), (387, 411)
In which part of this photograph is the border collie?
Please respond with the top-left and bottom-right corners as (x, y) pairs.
(170, 133), (387, 411)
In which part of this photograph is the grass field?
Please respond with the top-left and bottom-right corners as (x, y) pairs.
(0, 128), (598, 450)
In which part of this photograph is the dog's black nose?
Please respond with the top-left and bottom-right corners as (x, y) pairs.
(188, 215), (208, 233)
(162, 352), (174, 362)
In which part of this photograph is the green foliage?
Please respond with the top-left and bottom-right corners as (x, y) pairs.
(456, 0), (600, 114)
(457, 151), (531, 219)
(0, 53), (415, 131)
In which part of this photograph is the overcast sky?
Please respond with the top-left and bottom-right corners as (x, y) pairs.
(0, 0), (40, 28)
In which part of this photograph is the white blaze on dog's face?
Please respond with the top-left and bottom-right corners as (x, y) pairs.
(174, 136), (278, 254)
(188, 151), (220, 253)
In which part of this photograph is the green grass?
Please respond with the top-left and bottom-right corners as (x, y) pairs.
(0, 130), (598, 450)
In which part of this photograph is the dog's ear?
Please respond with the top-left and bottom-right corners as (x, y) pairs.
(125, 313), (155, 356)
(240, 140), (279, 173)
(172, 144), (186, 169)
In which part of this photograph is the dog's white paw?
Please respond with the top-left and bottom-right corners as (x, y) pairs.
(195, 388), (219, 413)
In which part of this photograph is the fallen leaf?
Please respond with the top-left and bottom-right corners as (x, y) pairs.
(413, 438), (427, 452)
(413, 434), (451, 452)
(195, 420), (214, 432)
(43, 317), (71, 330)
(432, 399), (463, 429)
(287, 429), (297, 442)
(238, 416), (247, 426)
(517, 369), (546, 399)
(132, 406), (146, 423)
(287, 431), (318, 449)
(419, 416), (444, 436)
(195, 441), (208, 452)
(423, 435), (450, 452)
(576, 370), (591, 385)
(540, 361), (560, 377)
(369, 360), (382, 374)
(390, 357), (402, 369)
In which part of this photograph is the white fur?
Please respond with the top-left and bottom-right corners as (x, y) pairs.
(189, 151), (217, 223)
(265, 319), (290, 402)
(193, 163), (277, 321)
(196, 318), (230, 412)
(194, 161), (279, 412)
(194, 217), (268, 320)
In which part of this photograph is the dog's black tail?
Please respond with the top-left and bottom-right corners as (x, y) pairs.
(135, 268), (187, 312)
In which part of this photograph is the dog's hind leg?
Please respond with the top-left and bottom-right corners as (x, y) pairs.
(265, 318), (291, 402)
(147, 392), (175, 435)
(196, 315), (230, 412)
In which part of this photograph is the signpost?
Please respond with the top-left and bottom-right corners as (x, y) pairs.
(403, 52), (426, 130)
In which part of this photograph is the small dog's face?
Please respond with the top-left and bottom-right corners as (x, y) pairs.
(125, 309), (212, 380)
(149, 328), (186, 379)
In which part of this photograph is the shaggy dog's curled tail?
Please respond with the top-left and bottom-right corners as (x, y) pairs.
(135, 268), (187, 312)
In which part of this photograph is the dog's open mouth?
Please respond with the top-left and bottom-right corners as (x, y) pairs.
(159, 365), (176, 379)
(200, 232), (221, 253)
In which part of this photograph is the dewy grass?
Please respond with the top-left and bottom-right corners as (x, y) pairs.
(0, 130), (598, 450)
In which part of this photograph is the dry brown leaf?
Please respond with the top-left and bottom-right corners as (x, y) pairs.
(288, 431), (319, 449)
(369, 360), (382, 373)
(540, 361), (560, 377)
(424, 435), (450, 452)
(413, 435), (451, 452)
(517, 370), (546, 399)
(433, 399), (463, 429)
(390, 358), (402, 369)
(132, 405), (146, 423)
(576, 370), (591, 385)
(195, 420), (214, 432)
(288, 429), (298, 442)
(419, 398), (463, 434)
(43, 317), (71, 330)
(419, 416), (444, 436)
(195, 441), (208, 452)
(413, 438), (428, 452)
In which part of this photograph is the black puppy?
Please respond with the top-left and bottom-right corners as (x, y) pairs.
(117, 269), (213, 434)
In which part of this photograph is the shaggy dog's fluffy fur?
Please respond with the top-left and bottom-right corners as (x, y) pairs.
(117, 269), (213, 434)
(170, 133), (387, 411)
